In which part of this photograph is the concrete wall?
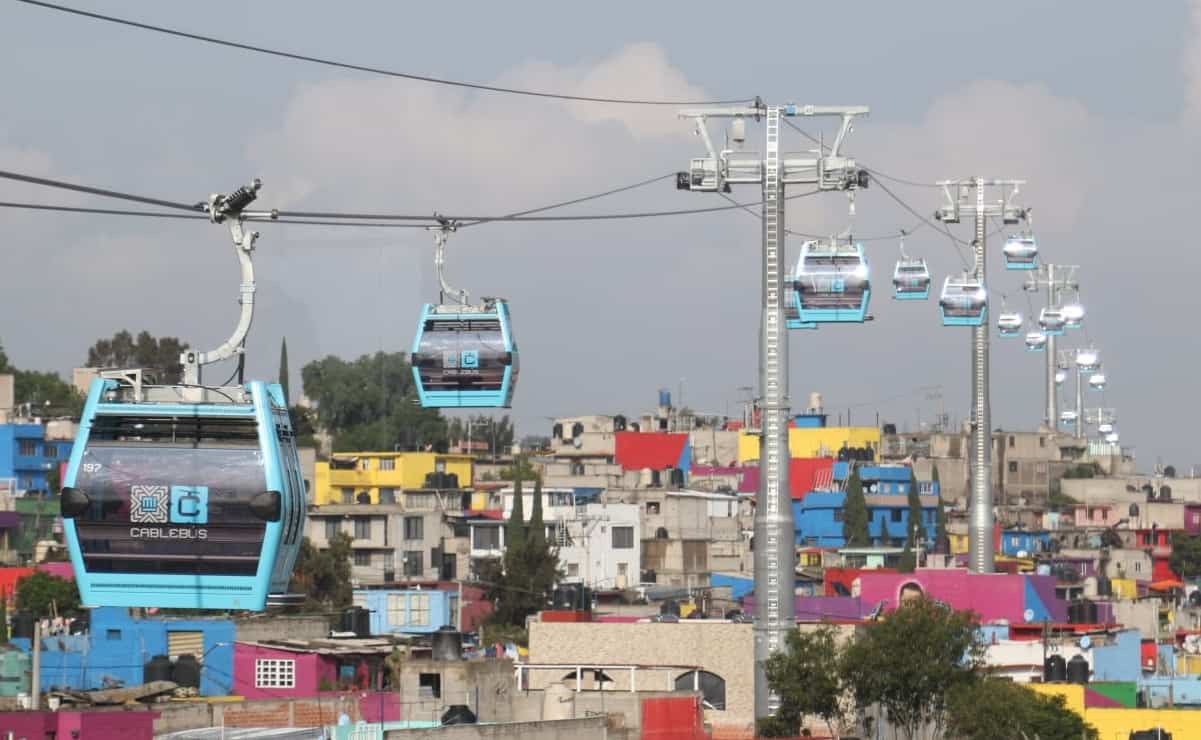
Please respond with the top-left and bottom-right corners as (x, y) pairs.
(386, 717), (609, 740)
(528, 620), (753, 734)
(235, 614), (330, 643)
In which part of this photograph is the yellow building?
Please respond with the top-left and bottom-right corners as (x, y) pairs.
(312, 452), (474, 505)
(948, 532), (969, 555)
(1031, 683), (1201, 738)
(737, 427), (880, 464)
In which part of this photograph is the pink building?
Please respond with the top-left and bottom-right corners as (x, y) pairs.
(0, 709), (157, 739)
(854, 569), (1066, 624)
(1073, 504), (1119, 528)
(1185, 504), (1201, 535)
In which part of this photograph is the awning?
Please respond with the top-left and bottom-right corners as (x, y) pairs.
(1149, 579), (1184, 591)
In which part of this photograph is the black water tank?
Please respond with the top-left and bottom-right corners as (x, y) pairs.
(341, 607), (370, 637)
(1066, 654), (1090, 684)
(432, 626), (462, 661)
(1130, 730), (1172, 740)
(631, 422), (641, 432)
(614, 415), (627, 432)
(10, 612), (34, 640)
(441, 705), (477, 725)
(660, 599), (681, 617)
(173, 654), (201, 689)
(1082, 599), (1099, 624)
(144, 654), (172, 683)
(883, 423), (897, 435)
(445, 473), (459, 489)
(651, 469), (662, 487)
(1097, 575), (1113, 598)
(69, 610), (89, 635)
(571, 422), (584, 438)
(1044, 654), (1066, 682)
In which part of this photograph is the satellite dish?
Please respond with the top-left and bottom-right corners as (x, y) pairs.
(1079, 635), (1092, 650)
(1023, 609), (1035, 623)
(573, 437), (583, 449)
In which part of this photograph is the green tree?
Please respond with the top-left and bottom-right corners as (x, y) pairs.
(86, 330), (188, 383)
(899, 470), (923, 572)
(528, 476), (546, 550)
(843, 468), (871, 547)
(481, 465), (559, 628)
(840, 596), (984, 740)
(1170, 532), (1201, 579)
(448, 415), (515, 456)
(15, 571), (81, 618)
(13, 370), (83, 417)
(289, 405), (318, 450)
(946, 677), (1097, 740)
(935, 494), (949, 554)
(0, 341), (11, 373)
(763, 625), (849, 739)
(499, 457), (539, 481)
(289, 533), (353, 612)
(507, 472), (527, 551)
(301, 351), (448, 452)
(278, 337), (291, 405)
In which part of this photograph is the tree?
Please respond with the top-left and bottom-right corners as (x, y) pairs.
(763, 625), (850, 739)
(15, 571), (81, 618)
(946, 677), (1097, 740)
(843, 468), (871, 547)
(935, 494), (949, 554)
(840, 596), (984, 740)
(301, 351), (448, 452)
(289, 405), (319, 450)
(0, 341), (11, 373)
(289, 533), (353, 612)
(507, 472), (527, 551)
(899, 470), (923, 572)
(1170, 532), (1201, 579)
(12, 369), (83, 417)
(528, 476), (546, 550)
(448, 415), (515, 455)
(86, 330), (188, 383)
(481, 462), (559, 628)
(278, 337), (291, 405)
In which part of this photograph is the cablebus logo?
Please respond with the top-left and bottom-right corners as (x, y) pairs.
(129, 485), (209, 540)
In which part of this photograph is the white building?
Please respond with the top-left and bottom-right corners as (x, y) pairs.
(468, 487), (641, 591)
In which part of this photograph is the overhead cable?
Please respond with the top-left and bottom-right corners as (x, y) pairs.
(15, 0), (751, 107)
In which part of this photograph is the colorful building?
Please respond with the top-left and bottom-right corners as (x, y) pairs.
(614, 431), (690, 473)
(737, 425), (880, 464)
(792, 464), (939, 548)
(312, 452), (473, 505)
(853, 570), (1065, 624)
(353, 588), (462, 635)
(0, 423), (70, 495)
(233, 640), (397, 699)
(1032, 683), (1201, 738)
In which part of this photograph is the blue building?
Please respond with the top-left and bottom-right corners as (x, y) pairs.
(794, 463), (939, 548)
(11, 607), (235, 696)
(1000, 529), (1054, 557)
(0, 424), (70, 494)
(354, 589), (459, 635)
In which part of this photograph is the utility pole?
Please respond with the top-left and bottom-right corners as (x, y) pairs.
(677, 100), (869, 719)
(935, 179), (1027, 575)
(1023, 264), (1078, 429)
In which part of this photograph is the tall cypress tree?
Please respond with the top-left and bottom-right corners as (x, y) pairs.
(278, 337), (291, 404)
(932, 464), (949, 553)
(506, 462), (526, 550)
(843, 468), (871, 547)
(528, 474), (546, 550)
(900, 469), (923, 572)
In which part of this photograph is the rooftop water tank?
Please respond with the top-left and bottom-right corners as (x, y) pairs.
(432, 626), (462, 661)
(143, 654), (172, 684)
(542, 682), (575, 721)
(173, 654), (201, 689)
(1066, 654), (1090, 684)
(0, 648), (31, 698)
(1044, 654), (1066, 683)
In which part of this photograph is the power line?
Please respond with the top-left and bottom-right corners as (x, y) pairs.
(0, 168), (199, 212)
(458, 172), (676, 228)
(717, 190), (926, 243)
(16, 0), (752, 107)
(0, 201), (432, 227)
(867, 173), (974, 271)
(781, 119), (940, 190)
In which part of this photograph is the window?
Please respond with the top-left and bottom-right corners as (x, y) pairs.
(354, 550), (371, 567)
(325, 520), (340, 541)
(646, 502), (661, 515)
(435, 459), (447, 473)
(675, 671), (725, 711)
(43, 444), (56, 458)
(891, 509), (903, 522)
(341, 487), (354, 504)
(1134, 560), (1142, 574)
(404, 516), (424, 541)
(379, 488), (397, 504)
(410, 593), (431, 626)
(18, 439), (37, 457)
(567, 563), (579, 577)
(473, 526), (500, 550)
(387, 594), (405, 624)
(612, 526), (635, 549)
(255, 659), (296, 689)
(833, 510), (844, 522)
(1008, 461), (1018, 473)
(1008, 435), (1015, 448)
(106, 629), (121, 640)
(404, 550), (423, 577)
(354, 517), (372, 540)
(419, 672), (441, 699)
(1039, 437), (1047, 448)
(379, 458), (396, 471)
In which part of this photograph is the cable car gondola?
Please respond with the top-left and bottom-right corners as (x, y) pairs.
(1098, 422), (1114, 435)
(1075, 348), (1100, 372)
(1062, 301), (1085, 330)
(1105, 431), (1119, 444)
(1038, 307), (1066, 336)
(793, 240), (871, 323)
(1002, 234), (1038, 270)
(61, 182), (305, 611)
(1060, 410), (1078, 424)
(1025, 331), (1047, 352)
(784, 282), (817, 330)
(997, 311), (1023, 337)
(938, 275), (987, 327)
(1055, 369), (1067, 386)
(1088, 372), (1107, 390)
(891, 237), (930, 300)
(411, 223), (519, 408)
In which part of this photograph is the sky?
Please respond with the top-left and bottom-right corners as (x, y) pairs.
(1, 1), (1199, 470)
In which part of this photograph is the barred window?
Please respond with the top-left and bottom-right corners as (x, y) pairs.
(255, 659), (295, 689)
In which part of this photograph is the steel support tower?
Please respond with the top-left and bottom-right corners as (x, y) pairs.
(1024, 264), (1078, 429)
(677, 102), (869, 718)
(936, 179), (1027, 574)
